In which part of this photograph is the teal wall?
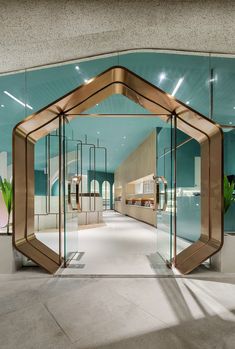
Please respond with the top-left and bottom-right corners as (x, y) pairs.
(35, 170), (47, 196)
(51, 179), (59, 196)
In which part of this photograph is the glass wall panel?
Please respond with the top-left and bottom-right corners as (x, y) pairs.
(156, 124), (174, 263)
(210, 56), (235, 125)
(25, 55), (119, 115)
(34, 126), (61, 262)
(2, 49), (235, 270)
(223, 127), (235, 232)
(119, 51), (211, 116)
(0, 70), (27, 178)
(175, 129), (201, 256)
(64, 120), (79, 265)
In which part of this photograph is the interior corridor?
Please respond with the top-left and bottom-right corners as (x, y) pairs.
(57, 211), (172, 276)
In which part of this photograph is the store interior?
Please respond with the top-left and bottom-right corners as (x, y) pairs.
(0, 51), (235, 274)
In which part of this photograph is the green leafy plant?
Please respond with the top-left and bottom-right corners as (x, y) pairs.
(224, 175), (235, 214)
(0, 178), (13, 234)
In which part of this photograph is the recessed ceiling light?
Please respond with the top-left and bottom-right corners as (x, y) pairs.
(209, 75), (218, 83)
(123, 136), (126, 139)
(75, 65), (80, 71)
(97, 131), (100, 135)
(159, 72), (166, 82)
(186, 101), (190, 105)
(171, 78), (184, 96)
(233, 107), (235, 110)
(3, 91), (33, 110)
(1, 104), (4, 108)
(96, 104), (99, 106)
(229, 121), (233, 125)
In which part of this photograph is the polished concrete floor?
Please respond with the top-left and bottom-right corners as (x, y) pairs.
(60, 211), (172, 276)
(37, 211), (189, 276)
(1, 212), (235, 348)
(1, 270), (235, 348)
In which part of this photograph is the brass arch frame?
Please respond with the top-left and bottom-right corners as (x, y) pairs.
(13, 66), (223, 274)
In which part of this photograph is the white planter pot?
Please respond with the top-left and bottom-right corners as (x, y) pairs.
(211, 233), (235, 272)
(0, 235), (22, 273)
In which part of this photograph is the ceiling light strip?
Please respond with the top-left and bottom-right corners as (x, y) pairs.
(171, 78), (184, 96)
(3, 91), (33, 110)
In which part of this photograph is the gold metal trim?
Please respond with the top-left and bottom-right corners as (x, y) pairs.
(13, 66), (223, 274)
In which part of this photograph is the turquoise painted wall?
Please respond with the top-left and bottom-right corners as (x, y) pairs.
(51, 179), (59, 196)
(34, 170), (47, 196)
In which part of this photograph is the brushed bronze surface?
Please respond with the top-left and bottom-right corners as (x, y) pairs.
(13, 66), (223, 274)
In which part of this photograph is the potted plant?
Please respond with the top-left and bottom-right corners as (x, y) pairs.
(0, 177), (13, 234)
(224, 175), (235, 214)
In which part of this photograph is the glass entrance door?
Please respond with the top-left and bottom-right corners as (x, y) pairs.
(156, 118), (175, 264)
(156, 116), (202, 269)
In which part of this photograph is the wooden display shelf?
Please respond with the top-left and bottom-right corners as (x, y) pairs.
(125, 198), (154, 209)
(126, 193), (154, 199)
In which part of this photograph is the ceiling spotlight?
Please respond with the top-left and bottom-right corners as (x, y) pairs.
(96, 104), (99, 106)
(233, 107), (235, 110)
(4, 91), (33, 110)
(186, 101), (190, 105)
(209, 76), (217, 83)
(75, 65), (80, 71)
(159, 72), (166, 82)
(171, 77), (184, 96)
(229, 121), (233, 125)
(1, 104), (4, 108)
(97, 131), (100, 135)
(123, 136), (126, 139)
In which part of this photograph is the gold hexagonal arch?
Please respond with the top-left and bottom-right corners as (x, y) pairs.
(13, 66), (223, 274)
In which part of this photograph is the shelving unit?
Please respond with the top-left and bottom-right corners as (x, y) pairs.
(125, 197), (154, 209)
(125, 174), (155, 208)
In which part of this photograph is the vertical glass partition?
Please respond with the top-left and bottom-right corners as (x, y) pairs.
(174, 129), (201, 257)
(156, 122), (174, 263)
(210, 56), (235, 125)
(34, 123), (61, 265)
(156, 123), (201, 265)
(223, 127), (235, 232)
(63, 119), (79, 265)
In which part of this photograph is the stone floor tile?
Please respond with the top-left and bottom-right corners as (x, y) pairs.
(46, 281), (166, 347)
(0, 303), (73, 349)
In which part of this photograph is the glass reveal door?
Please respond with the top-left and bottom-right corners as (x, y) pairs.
(156, 119), (175, 264)
(174, 128), (201, 264)
(63, 117), (79, 266)
(156, 117), (202, 268)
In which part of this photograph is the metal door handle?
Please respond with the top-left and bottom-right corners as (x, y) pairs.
(154, 176), (168, 211)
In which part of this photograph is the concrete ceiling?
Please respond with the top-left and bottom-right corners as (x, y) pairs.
(0, 0), (235, 73)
